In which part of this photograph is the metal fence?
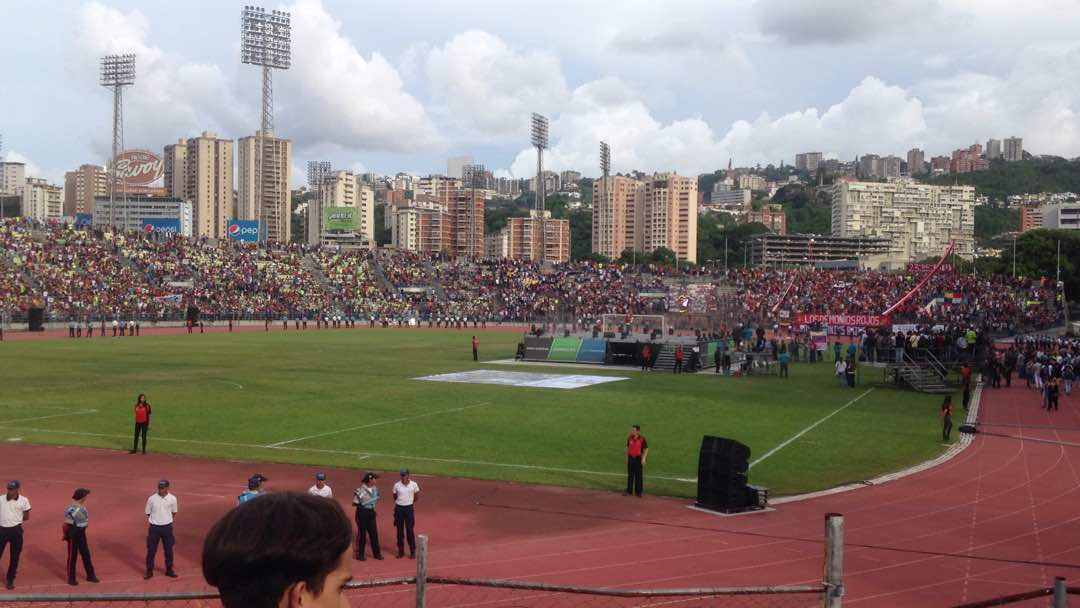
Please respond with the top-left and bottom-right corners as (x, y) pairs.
(949, 577), (1075, 607)
(0, 516), (844, 607)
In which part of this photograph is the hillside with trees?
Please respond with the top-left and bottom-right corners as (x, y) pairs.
(923, 157), (1080, 200)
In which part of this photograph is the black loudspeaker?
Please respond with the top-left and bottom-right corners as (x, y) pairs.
(186, 306), (200, 323)
(959, 424), (978, 434)
(28, 308), (44, 332)
(696, 435), (755, 512)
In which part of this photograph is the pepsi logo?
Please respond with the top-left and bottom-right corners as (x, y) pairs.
(229, 224), (241, 236)
(144, 223), (155, 233)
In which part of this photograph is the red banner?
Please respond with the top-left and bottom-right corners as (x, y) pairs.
(795, 313), (890, 326)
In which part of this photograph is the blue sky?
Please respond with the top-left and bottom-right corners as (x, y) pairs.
(5, 0), (1080, 184)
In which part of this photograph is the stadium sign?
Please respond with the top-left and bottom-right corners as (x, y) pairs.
(907, 262), (954, 273)
(227, 219), (263, 242)
(323, 207), (358, 231)
(75, 213), (93, 227)
(141, 218), (181, 235)
(795, 313), (889, 327)
(115, 150), (164, 186)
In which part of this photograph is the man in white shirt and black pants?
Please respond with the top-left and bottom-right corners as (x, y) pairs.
(0, 480), (31, 590)
(393, 469), (419, 559)
(308, 472), (332, 498)
(144, 479), (178, 580)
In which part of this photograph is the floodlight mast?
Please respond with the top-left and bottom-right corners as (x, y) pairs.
(530, 113), (549, 262)
(100, 53), (136, 229)
(306, 160), (331, 243)
(241, 6), (291, 238)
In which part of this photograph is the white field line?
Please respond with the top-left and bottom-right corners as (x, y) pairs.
(0, 424), (695, 482)
(749, 388), (875, 469)
(0, 409), (98, 425)
(265, 402), (492, 447)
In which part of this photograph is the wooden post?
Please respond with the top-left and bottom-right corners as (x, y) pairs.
(1053, 576), (1067, 608)
(415, 534), (429, 608)
(824, 513), (844, 608)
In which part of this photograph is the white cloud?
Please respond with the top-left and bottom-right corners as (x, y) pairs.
(754, 0), (937, 45)
(74, 3), (249, 157)
(426, 30), (569, 142)
(282, 0), (441, 153)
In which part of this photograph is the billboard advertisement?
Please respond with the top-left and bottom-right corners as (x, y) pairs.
(323, 207), (358, 231)
(75, 213), (93, 227)
(116, 150), (164, 186)
(141, 218), (181, 235)
(226, 219), (263, 242)
(547, 337), (583, 362)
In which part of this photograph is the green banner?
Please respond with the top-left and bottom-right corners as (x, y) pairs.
(323, 207), (358, 231)
(548, 337), (583, 362)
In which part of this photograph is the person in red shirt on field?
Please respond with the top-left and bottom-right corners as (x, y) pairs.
(673, 345), (684, 374)
(625, 425), (649, 497)
(130, 394), (152, 455)
(471, 336), (479, 361)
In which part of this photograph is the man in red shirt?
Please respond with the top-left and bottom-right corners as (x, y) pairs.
(471, 336), (479, 361)
(673, 346), (684, 374)
(130, 395), (151, 455)
(625, 425), (649, 497)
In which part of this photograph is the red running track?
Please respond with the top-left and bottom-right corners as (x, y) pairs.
(0, 382), (1077, 606)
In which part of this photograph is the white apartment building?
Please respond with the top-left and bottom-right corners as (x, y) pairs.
(1042, 203), (1080, 230)
(238, 131), (292, 242)
(307, 170), (375, 244)
(985, 139), (1002, 160)
(832, 179), (975, 263)
(709, 189), (751, 208)
(165, 133), (234, 239)
(92, 196), (194, 237)
(736, 174), (766, 191)
(795, 152), (822, 173)
(1, 162), (26, 196)
(19, 178), (63, 220)
(1004, 137), (1023, 162)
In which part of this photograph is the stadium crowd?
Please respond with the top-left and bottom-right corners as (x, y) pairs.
(0, 219), (1063, 336)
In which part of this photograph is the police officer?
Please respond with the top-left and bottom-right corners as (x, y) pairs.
(144, 479), (178, 579)
(392, 470), (419, 559)
(63, 488), (99, 585)
(352, 473), (383, 561)
(0, 480), (31, 590)
(308, 473), (332, 498)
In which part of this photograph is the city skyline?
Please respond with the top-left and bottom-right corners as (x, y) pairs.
(5, 0), (1080, 186)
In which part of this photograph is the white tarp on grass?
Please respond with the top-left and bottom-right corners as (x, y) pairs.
(417, 369), (628, 390)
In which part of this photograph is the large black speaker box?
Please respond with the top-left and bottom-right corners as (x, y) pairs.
(695, 435), (765, 513)
(28, 307), (44, 332)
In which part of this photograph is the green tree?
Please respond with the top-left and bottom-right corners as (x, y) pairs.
(973, 205), (1019, 244)
(373, 204), (391, 245)
(922, 157), (1080, 201)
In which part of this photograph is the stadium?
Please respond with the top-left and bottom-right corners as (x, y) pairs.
(0, 215), (1076, 608)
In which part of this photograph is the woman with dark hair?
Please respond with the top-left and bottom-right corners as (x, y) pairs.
(130, 394), (151, 455)
(203, 492), (353, 608)
(941, 395), (954, 442)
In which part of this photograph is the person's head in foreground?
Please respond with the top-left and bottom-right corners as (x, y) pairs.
(202, 491), (353, 608)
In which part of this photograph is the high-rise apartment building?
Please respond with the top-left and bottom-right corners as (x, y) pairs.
(1, 162), (26, 196)
(389, 199), (451, 254)
(19, 178), (63, 221)
(906, 148), (926, 175)
(795, 152), (823, 173)
(437, 184), (485, 257)
(985, 139), (1002, 160)
(882, 156), (902, 179)
(736, 174), (767, 191)
(169, 132), (236, 239)
(163, 140), (188, 199)
(1004, 137), (1023, 162)
(307, 170), (375, 243)
(951, 144), (989, 174)
(858, 154), (881, 179)
(742, 204), (787, 235)
(1019, 205), (1043, 232)
(1042, 203), (1080, 230)
(486, 210), (570, 262)
(642, 173), (698, 263)
(831, 178), (975, 262)
(447, 156), (474, 180)
(63, 164), (108, 216)
(930, 156), (951, 174)
(592, 175), (643, 259)
(238, 131), (292, 242)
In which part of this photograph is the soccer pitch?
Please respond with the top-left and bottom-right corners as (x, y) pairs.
(0, 329), (954, 497)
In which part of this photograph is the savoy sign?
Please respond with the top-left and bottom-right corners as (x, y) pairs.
(115, 150), (164, 186)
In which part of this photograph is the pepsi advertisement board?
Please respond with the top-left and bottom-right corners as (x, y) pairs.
(75, 213), (93, 227)
(141, 218), (181, 235)
(227, 219), (263, 242)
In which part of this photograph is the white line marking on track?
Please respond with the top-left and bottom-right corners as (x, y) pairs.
(0, 424), (694, 481)
(265, 402), (492, 447)
(750, 388), (874, 468)
(0, 409), (97, 425)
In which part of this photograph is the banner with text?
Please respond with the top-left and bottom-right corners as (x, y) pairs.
(907, 262), (954, 273)
(795, 313), (889, 327)
(323, 207), (358, 231)
(548, 337), (583, 362)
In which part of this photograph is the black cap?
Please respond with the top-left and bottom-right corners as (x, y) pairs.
(362, 472), (380, 482)
(399, 468), (409, 476)
(72, 488), (91, 500)
(6, 480), (19, 490)
(158, 479), (170, 488)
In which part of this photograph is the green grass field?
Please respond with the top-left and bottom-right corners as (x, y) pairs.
(0, 329), (956, 497)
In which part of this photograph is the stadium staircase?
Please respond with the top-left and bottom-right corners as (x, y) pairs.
(369, 253), (398, 296)
(650, 338), (703, 373)
(424, 258), (449, 301)
(302, 254), (333, 291)
(881, 351), (952, 394)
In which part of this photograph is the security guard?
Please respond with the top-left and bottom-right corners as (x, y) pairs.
(0, 480), (31, 590)
(63, 488), (99, 585)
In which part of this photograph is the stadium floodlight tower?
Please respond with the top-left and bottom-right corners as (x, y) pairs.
(100, 53), (136, 227)
(530, 113), (549, 261)
(462, 163), (485, 257)
(241, 5), (291, 230)
(306, 161), (331, 243)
